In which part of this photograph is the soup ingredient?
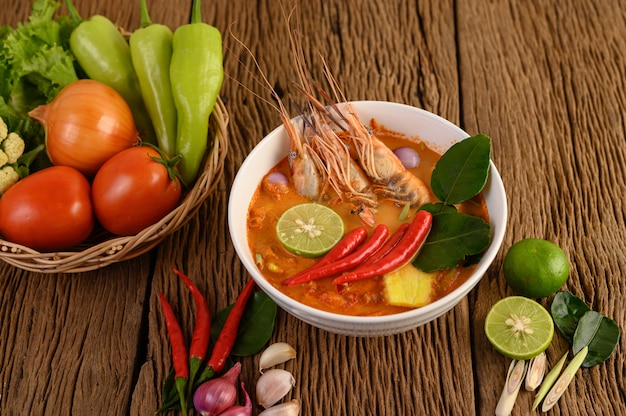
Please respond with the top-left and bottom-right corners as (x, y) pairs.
(524, 351), (546, 391)
(503, 238), (570, 298)
(276, 203), (344, 258)
(91, 145), (182, 236)
(0, 0), (78, 159)
(157, 279), (276, 415)
(550, 290), (590, 343)
(258, 400), (301, 416)
(207, 278), (256, 374)
(414, 134), (492, 272)
(362, 222), (409, 267)
(218, 382), (252, 416)
(495, 360), (526, 416)
(383, 264), (435, 308)
(172, 268), (211, 397)
(63, 0), (155, 143)
(193, 362), (241, 416)
(171, 0), (224, 184)
(282, 224), (389, 286)
(484, 296), (554, 360)
(340, 109), (431, 207)
(431, 134), (491, 204)
(28, 79), (138, 176)
(158, 292), (190, 416)
(210, 289), (277, 357)
(0, 165), (93, 251)
(413, 209), (491, 272)
(571, 310), (620, 367)
(256, 369), (295, 409)
(393, 147), (421, 168)
(259, 342), (297, 373)
(532, 350), (568, 410)
(332, 209), (432, 285)
(540, 346), (588, 412)
(280, 227), (368, 284)
(129, 0), (177, 156)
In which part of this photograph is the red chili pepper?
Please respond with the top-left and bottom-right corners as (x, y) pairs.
(206, 278), (255, 374)
(158, 292), (189, 416)
(360, 222), (409, 267)
(332, 210), (432, 285)
(172, 268), (211, 361)
(283, 224), (389, 286)
(281, 226), (368, 285)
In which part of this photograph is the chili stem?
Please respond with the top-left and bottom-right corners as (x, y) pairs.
(190, 0), (201, 24)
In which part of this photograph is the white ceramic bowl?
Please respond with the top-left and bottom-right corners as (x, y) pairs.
(228, 101), (507, 336)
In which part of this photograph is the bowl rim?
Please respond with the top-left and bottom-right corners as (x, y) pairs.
(229, 100), (507, 326)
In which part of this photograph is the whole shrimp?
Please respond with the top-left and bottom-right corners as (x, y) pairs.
(231, 28), (327, 201)
(301, 57), (432, 208)
(339, 103), (432, 207)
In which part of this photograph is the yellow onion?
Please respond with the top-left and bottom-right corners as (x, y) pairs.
(29, 79), (139, 176)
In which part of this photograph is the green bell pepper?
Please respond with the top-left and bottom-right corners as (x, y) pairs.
(170, 0), (224, 184)
(129, 0), (177, 156)
(64, 0), (156, 144)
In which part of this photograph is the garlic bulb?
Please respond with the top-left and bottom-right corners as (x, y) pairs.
(256, 369), (295, 409)
(259, 342), (297, 373)
(258, 399), (301, 416)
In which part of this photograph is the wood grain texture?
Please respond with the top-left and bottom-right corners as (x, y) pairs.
(0, 0), (624, 415)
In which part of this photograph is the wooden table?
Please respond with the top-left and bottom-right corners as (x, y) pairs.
(1, 0), (624, 414)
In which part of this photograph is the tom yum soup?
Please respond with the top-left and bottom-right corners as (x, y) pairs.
(247, 103), (492, 317)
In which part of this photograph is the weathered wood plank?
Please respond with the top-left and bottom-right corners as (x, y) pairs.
(0, 258), (151, 415)
(459, 1), (626, 414)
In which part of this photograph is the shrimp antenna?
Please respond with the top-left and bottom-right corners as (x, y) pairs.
(227, 24), (289, 117)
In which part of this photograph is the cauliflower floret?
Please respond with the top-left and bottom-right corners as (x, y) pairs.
(0, 116), (26, 194)
(3, 132), (25, 164)
(0, 117), (7, 141)
(0, 165), (19, 194)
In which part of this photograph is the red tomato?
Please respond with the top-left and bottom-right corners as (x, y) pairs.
(92, 146), (183, 236)
(0, 166), (94, 252)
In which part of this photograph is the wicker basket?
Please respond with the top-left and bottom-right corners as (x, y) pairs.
(0, 98), (229, 273)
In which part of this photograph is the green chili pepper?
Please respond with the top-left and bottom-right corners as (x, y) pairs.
(63, 0), (156, 144)
(129, 0), (177, 156)
(170, 0), (224, 184)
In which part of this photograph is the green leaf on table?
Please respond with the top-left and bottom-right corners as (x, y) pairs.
(413, 211), (491, 272)
(430, 134), (491, 204)
(551, 291), (591, 343)
(211, 291), (277, 356)
(572, 310), (620, 368)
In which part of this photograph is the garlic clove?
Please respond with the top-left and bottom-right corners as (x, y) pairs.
(256, 368), (296, 409)
(259, 342), (297, 373)
(257, 399), (301, 416)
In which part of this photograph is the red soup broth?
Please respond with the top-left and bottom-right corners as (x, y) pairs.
(246, 124), (489, 316)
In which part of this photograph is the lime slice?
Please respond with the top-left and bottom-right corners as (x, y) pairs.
(276, 203), (344, 258)
(484, 296), (554, 360)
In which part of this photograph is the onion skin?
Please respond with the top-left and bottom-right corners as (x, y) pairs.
(29, 79), (138, 176)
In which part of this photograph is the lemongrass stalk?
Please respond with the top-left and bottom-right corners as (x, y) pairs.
(525, 352), (547, 391)
(532, 350), (568, 410)
(495, 360), (527, 416)
(540, 346), (588, 412)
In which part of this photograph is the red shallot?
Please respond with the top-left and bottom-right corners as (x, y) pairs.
(193, 362), (241, 416)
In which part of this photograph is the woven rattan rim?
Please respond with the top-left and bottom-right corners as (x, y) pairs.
(0, 98), (229, 273)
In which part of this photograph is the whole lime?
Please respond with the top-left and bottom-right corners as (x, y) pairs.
(502, 238), (570, 298)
